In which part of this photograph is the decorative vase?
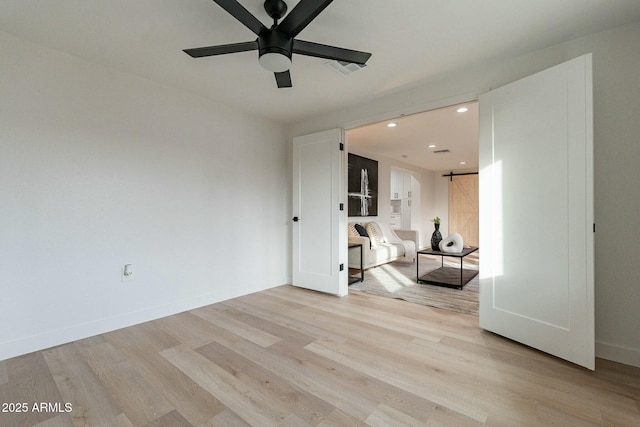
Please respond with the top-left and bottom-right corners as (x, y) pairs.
(431, 223), (442, 250)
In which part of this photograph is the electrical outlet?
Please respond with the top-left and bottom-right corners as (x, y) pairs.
(122, 264), (133, 282)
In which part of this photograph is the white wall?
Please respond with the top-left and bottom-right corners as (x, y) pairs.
(433, 173), (451, 238)
(289, 22), (640, 367)
(0, 32), (289, 361)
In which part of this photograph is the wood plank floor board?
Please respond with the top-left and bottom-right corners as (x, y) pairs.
(431, 334), (640, 421)
(280, 292), (444, 344)
(104, 321), (182, 354)
(143, 409), (191, 427)
(265, 339), (437, 422)
(42, 342), (122, 426)
(103, 320), (226, 425)
(535, 402), (603, 427)
(404, 337), (581, 424)
(83, 342), (175, 426)
(404, 338), (543, 415)
(0, 351), (67, 426)
(223, 338), (380, 421)
(601, 403), (640, 427)
(237, 289), (310, 312)
(0, 359), (8, 385)
(593, 359), (640, 396)
(317, 408), (370, 427)
(2, 285), (640, 426)
(215, 303), (318, 347)
(340, 286), (477, 325)
(291, 306), (419, 351)
(32, 413), (75, 426)
(365, 403), (428, 427)
(304, 333), (490, 423)
(191, 305), (281, 348)
(281, 413), (314, 427)
(161, 345), (288, 427)
(409, 335), (629, 425)
(222, 297), (349, 344)
(94, 413), (135, 427)
(114, 344), (224, 426)
(151, 312), (220, 349)
(271, 286), (485, 346)
(199, 409), (252, 427)
(195, 341), (335, 425)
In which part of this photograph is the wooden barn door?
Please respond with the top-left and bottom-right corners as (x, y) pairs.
(449, 174), (479, 246)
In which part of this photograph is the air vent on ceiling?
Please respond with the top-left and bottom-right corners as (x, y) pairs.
(433, 149), (451, 154)
(325, 60), (367, 76)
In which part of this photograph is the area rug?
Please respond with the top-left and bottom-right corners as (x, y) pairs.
(349, 254), (479, 316)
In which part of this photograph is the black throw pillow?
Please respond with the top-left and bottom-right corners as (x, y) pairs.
(354, 224), (371, 248)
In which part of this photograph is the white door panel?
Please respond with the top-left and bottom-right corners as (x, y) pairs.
(292, 129), (347, 296)
(479, 54), (594, 369)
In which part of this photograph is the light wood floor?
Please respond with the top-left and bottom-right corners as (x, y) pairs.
(1, 285), (639, 426)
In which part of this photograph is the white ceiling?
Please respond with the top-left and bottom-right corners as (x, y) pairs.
(348, 101), (479, 172)
(2, 0), (640, 127)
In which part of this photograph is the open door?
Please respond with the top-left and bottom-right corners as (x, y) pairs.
(292, 129), (348, 296)
(479, 54), (594, 369)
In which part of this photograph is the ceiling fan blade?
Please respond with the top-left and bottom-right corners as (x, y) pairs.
(212, 0), (267, 36)
(277, 0), (334, 37)
(275, 71), (292, 88)
(183, 41), (258, 58)
(293, 39), (371, 65)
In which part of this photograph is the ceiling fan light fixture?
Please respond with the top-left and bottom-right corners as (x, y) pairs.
(259, 51), (292, 72)
(184, 0), (372, 88)
(258, 30), (293, 72)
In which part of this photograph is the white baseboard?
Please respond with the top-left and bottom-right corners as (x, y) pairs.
(596, 340), (640, 368)
(0, 284), (283, 362)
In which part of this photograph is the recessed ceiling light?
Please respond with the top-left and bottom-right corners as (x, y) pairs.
(402, 154), (408, 158)
(387, 122), (397, 128)
(428, 144), (436, 148)
(460, 161), (467, 165)
(456, 107), (469, 113)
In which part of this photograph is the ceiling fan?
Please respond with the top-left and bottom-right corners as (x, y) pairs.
(183, 0), (372, 88)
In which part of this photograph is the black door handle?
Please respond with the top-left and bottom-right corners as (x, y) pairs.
(292, 217), (299, 222)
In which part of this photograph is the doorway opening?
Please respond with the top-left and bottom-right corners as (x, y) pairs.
(345, 101), (480, 315)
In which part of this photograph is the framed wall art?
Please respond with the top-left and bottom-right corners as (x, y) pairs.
(347, 153), (378, 217)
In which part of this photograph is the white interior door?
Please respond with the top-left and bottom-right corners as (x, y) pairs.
(292, 129), (347, 296)
(479, 54), (594, 369)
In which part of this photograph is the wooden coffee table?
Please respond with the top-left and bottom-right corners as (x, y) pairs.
(417, 246), (479, 289)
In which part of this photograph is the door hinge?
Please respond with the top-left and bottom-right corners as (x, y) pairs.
(593, 223), (596, 233)
(340, 203), (344, 211)
(339, 263), (344, 271)
(339, 143), (344, 151)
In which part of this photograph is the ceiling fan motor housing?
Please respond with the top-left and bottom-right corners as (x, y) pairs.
(258, 30), (293, 72)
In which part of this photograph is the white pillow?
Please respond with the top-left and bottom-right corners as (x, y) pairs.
(365, 222), (385, 248)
